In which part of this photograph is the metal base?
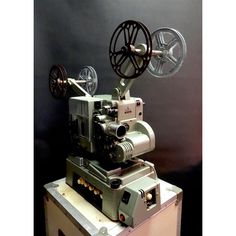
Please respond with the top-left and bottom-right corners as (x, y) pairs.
(66, 156), (161, 227)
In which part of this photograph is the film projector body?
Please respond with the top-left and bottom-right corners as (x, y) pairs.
(46, 20), (187, 234)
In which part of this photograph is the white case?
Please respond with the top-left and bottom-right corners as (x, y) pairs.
(44, 178), (182, 236)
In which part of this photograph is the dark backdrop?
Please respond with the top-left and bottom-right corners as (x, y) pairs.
(34, 0), (202, 235)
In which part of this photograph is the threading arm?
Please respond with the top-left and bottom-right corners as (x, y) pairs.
(67, 78), (91, 97)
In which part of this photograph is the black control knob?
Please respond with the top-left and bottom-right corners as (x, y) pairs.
(110, 179), (122, 189)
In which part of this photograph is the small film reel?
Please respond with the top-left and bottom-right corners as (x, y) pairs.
(49, 64), (68, 99)
(109, 20), (152, 79)
(49, 65), (98, 98)
(78, 66), (98, 96)
(147, 28), (187, 78)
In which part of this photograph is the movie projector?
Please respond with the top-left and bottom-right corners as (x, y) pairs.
(49, 20), (187, 227)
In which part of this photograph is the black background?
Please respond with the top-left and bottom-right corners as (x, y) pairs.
(34, 0), (202, 235)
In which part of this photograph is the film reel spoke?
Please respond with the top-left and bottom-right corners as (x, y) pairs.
(155, 60), (164, 74)
(166, 54), (177, 65)
(129, 25), (139, 45)
(123, 27), (129, 44)
(117, 54), (128, 66)
(129, 54), (139, 70)
(166, 37), (178, 50)
(155, 32), (166, 48)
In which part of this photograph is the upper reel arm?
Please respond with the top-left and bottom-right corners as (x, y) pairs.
(109, 20), (187, 80)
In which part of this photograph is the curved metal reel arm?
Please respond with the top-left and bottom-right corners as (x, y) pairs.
(67, 78), (91, 97)
(112, 44), (147, 100)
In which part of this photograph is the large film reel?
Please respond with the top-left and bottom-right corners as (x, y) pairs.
(109, 20), (152, 79)
(147, 28), (187, 78)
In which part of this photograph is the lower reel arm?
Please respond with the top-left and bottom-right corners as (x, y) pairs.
(49, 65), (98, 99)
